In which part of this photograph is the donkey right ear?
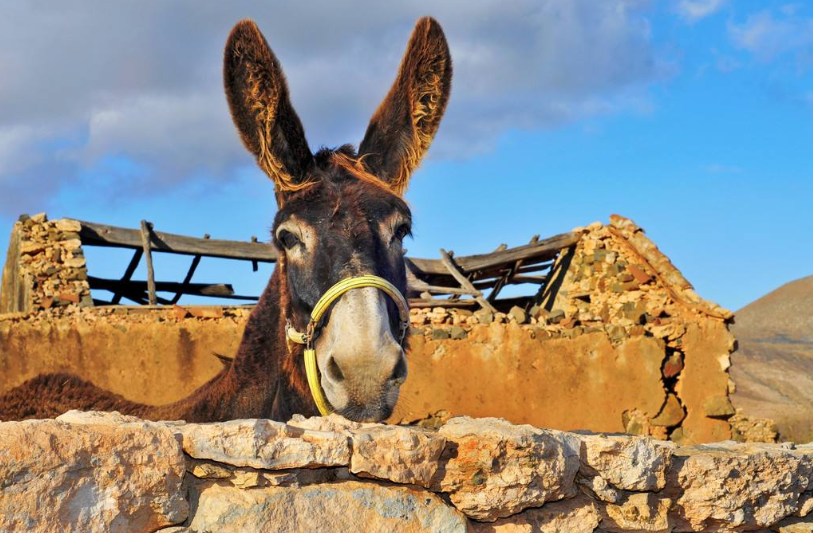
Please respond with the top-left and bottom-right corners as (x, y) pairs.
(224, 20), (313, 193)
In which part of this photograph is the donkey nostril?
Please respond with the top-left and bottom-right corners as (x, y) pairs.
(326, 357), (345, 383)
(389, 355), (408, 383)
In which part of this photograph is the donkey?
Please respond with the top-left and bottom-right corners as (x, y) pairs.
(0, 17), (452, 423)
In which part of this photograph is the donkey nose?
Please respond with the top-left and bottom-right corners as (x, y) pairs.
(388, 353), (408, 384)
(325, 356), (346, 383)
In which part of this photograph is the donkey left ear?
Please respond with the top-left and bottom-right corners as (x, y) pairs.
(359, 17), (452, 195)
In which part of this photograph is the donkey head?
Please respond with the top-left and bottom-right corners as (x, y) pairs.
(224, 18), (452, 421)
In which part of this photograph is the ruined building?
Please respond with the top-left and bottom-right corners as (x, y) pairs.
(1, 214), (747, 444)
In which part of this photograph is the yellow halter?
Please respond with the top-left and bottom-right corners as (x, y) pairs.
(285, 275), (410, 416)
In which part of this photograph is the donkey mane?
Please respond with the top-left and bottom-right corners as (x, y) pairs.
(0, 16), (452, 423)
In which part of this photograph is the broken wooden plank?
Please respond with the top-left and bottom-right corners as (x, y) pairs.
(407, 232), (579, 277)
(472, 274), (547, 290)
(88, 276), (236, 298)
(111, 248), (143, 305)
(406, 276), (479, 296)
(77, 219), (278, 262)
(408, 298), (477, 309)
(439, 248), (497, 314)
(140, 220), (157, 305)
(488, 234), (539, 303)
(172, 233), (208, 305)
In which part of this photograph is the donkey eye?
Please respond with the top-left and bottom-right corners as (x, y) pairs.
(393, 224), (411, 243)
(278, 230), (301, 250)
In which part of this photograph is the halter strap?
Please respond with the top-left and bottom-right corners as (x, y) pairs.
(285, 275), (410, 416)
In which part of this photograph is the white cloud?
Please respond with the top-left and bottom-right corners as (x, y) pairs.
(0, 0), (664, 214)
(728, 9), (813, 62)
(676, 0), (728, 22)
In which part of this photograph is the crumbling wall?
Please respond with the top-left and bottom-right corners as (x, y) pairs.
(0, 214), (90, 313)
(403, 215), (738, 444)
(0, 411), (810, 533)
(0, 215), (744, 444)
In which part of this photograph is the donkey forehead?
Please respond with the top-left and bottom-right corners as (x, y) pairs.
(274, 175), (411, 231)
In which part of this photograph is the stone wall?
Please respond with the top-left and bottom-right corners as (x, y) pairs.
(0, 214), (90, 314)
(0, 411), (810, 533)
(0, 214), (753, 444)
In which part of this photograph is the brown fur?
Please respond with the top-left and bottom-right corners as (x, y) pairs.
(0, 17), (452, 423)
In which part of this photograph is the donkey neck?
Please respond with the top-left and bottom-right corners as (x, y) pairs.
(226, 267), (316, 420)
(149, 267), (316, 422)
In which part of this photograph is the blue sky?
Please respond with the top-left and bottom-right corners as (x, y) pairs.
(1, 1), (811, 311)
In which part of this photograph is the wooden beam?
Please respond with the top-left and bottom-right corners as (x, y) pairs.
(407, 232), (579, 277)
(408, 299), (477, 309)
(77, 217), (572, 282)
(406, 276), (479, 296)
(439, 248), (497, 314)
(77, 219), (278, 262)
(140, 220), (157, 305)
(172, 233), (208, 305)
(111, 248), (143, 305)
(472, 274), (547, 290)
(488, 234), (539, 303)
(88, 276), (236, 298)
(172, 254), (202, 304)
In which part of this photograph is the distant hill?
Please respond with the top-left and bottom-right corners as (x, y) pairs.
(730, 275), (813, 442)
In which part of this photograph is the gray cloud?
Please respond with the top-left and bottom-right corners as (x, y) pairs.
(0, 0), (664, 214)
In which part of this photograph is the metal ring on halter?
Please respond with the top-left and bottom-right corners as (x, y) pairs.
(285, 275), (411, 416)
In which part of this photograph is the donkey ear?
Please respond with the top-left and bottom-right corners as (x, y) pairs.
(359, 17), (452, 195)
(224, 20), (313, 193)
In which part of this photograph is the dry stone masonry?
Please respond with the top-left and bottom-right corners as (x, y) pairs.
(0, 411), (811, 532)
(1, 214), (90, 314)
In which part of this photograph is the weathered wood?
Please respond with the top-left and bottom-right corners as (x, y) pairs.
(140, 220), (157, 305)
(172, 254), (202, 304)
(77, 217), (569, 282)
(408, 298), (477, 309)
(88, 276), (236, 298)
(0, 224), (24, 313)
(250, 235), (259, 272)
(439, 248), (497, 314)
(172, 232), (209, 305)
(406, 276), (479, 296)
(488, 234), (539, 303)
(77, 219), (278, 262)
(111, 249), (143, 305)
(406, 232), (579, 277)
(472, 274), (547, 290)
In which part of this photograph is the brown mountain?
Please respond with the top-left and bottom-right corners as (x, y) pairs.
(730, 275), (813, 442)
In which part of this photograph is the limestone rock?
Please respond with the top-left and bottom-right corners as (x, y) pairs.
(578, 433), (673, 492)
(671, 442), (813, 531)
(651, 393), (686, 428)
(0, 412), (187, 533)
(183, 480), (468, 533)
(55, 218), (82, 232)
(703, 395), (736, 418)
(730, 409), (779, 443)
(434, 416), (580, 521)
(603, 493), (672, 532)
(173, 418), (350, 469)
(288, 414), (445, 487)
(468, 496), (600, 533)
(773, 516), (813, 532)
